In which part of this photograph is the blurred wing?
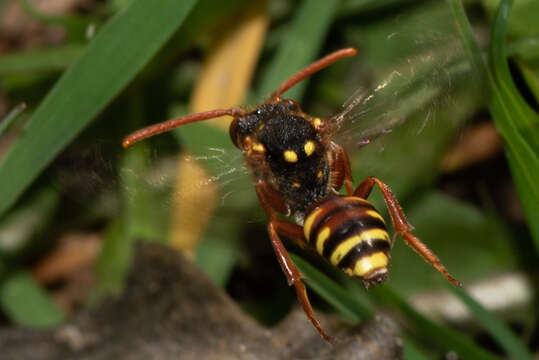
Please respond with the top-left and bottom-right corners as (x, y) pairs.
(50, 136), (251, 222)
(330, 7), (476, 151)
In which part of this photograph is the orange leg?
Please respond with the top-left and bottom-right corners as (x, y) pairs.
(354, 176), (461, 286)
(267, 221), (332, 342)
(255, 181), (332, 342)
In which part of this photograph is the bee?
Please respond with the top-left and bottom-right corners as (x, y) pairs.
(122, 48), (460, 342)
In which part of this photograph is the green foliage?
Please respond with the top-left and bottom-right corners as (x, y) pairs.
(256, 0), (339, 100)
(0, 0), (197, 217)
(450, 0), (539, 248)
(0, 271), (64, 327)
(450, 286), (534, 360)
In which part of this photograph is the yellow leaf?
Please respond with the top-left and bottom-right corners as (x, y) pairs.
(170, 1), (268, 254)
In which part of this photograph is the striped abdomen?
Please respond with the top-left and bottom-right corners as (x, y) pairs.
(303, 196), (391, 284)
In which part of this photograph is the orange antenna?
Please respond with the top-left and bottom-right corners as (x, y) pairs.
(122, 108), (246, 148)
(270, 47), (357, 100)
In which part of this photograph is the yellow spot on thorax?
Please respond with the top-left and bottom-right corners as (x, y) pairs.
(304, 141), (315, 156)
(292, 181), (301, 188)
(251, 142), (265, 152)
(283, 150), (298, 163)
(317, 170), (323, 179)
(313, 117), (323, 128)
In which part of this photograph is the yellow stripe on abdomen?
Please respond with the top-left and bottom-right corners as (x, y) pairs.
(304, 207), (323, 241)
(329, 228), (390, 265)
(316, 227), (331, 255)
(349, 252), (389, 277)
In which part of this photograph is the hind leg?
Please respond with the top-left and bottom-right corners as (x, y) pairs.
(354, 176), (461, 286)
(255, 180), (333, 342)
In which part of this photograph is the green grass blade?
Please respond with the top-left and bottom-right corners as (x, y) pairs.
(371, 286), (499, 360)
(0, 44), (83, 75)
(403, 338), (431, 360)
(449, 0), (539, 249)
(256, 0), (340, 100)
(93, 219), (130, 299)
(450, 286), (534, 360)
(291, 253), (373, 322)
(0, 271), (64, 327)
(488, 0), (539, 248)
(0, 103), (26, 136)
(489, 0), (539, 143)
(0, 186), (59, 257)
(0, 0), (197, 218)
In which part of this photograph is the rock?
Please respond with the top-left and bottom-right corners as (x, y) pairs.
(0, 243), (403, 359)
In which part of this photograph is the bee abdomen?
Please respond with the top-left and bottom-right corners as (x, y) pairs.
(303, 196), (391, 280)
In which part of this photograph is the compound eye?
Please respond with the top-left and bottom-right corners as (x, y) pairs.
(229, 118), (240, 147)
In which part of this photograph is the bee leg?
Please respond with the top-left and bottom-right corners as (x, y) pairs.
(330, 142), (354, 195)
(272, 219), (310, 251)
(354, 176), (461, 287)
(268, 221), (333, 343)
(254, 180), (332, 342)
(255, 179), (289, 215)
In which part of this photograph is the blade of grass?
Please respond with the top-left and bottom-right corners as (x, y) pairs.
(291, 253), (373, 322)
(0, 186), (59, 257)
(488, 0), (539, 248)
(370, 285), (499, 360)
(195, 217), (243, 287)
(120, 95), (164, 242)
(489, 0), (539, 144)
(448, 0), (539, 249)
(0, 271), (64, 327)
(0, 44), (84, 75)
(0, 103), (26, 136)
(93, 219), (130, 300)
(517, 61), (539, 103)
(0, 0), (197, 218)
(256, 0), (340, 100)
(403, 338), (431, 360)
(449, 286), (534, 360)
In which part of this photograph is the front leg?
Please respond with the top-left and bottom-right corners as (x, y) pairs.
(354, 176), (461, 286)
(255, 180), (332, 342)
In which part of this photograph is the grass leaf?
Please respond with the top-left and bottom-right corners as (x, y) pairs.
(256, 0), (340, 100)
(0, 103), (26, 136)
(448, 0), (539, 249)
(0, 271), (64, 327)
(0, 0), (197, 218)
(370, 285), (498, 360)
(450, 286), (534, 360)
(0, 44), (84, 75)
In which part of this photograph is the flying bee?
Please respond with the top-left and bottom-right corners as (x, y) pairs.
(122, 48), (460, 342)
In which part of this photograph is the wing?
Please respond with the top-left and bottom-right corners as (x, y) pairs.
(50, 135), (251, 219)
(329, 8), (477, 152)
